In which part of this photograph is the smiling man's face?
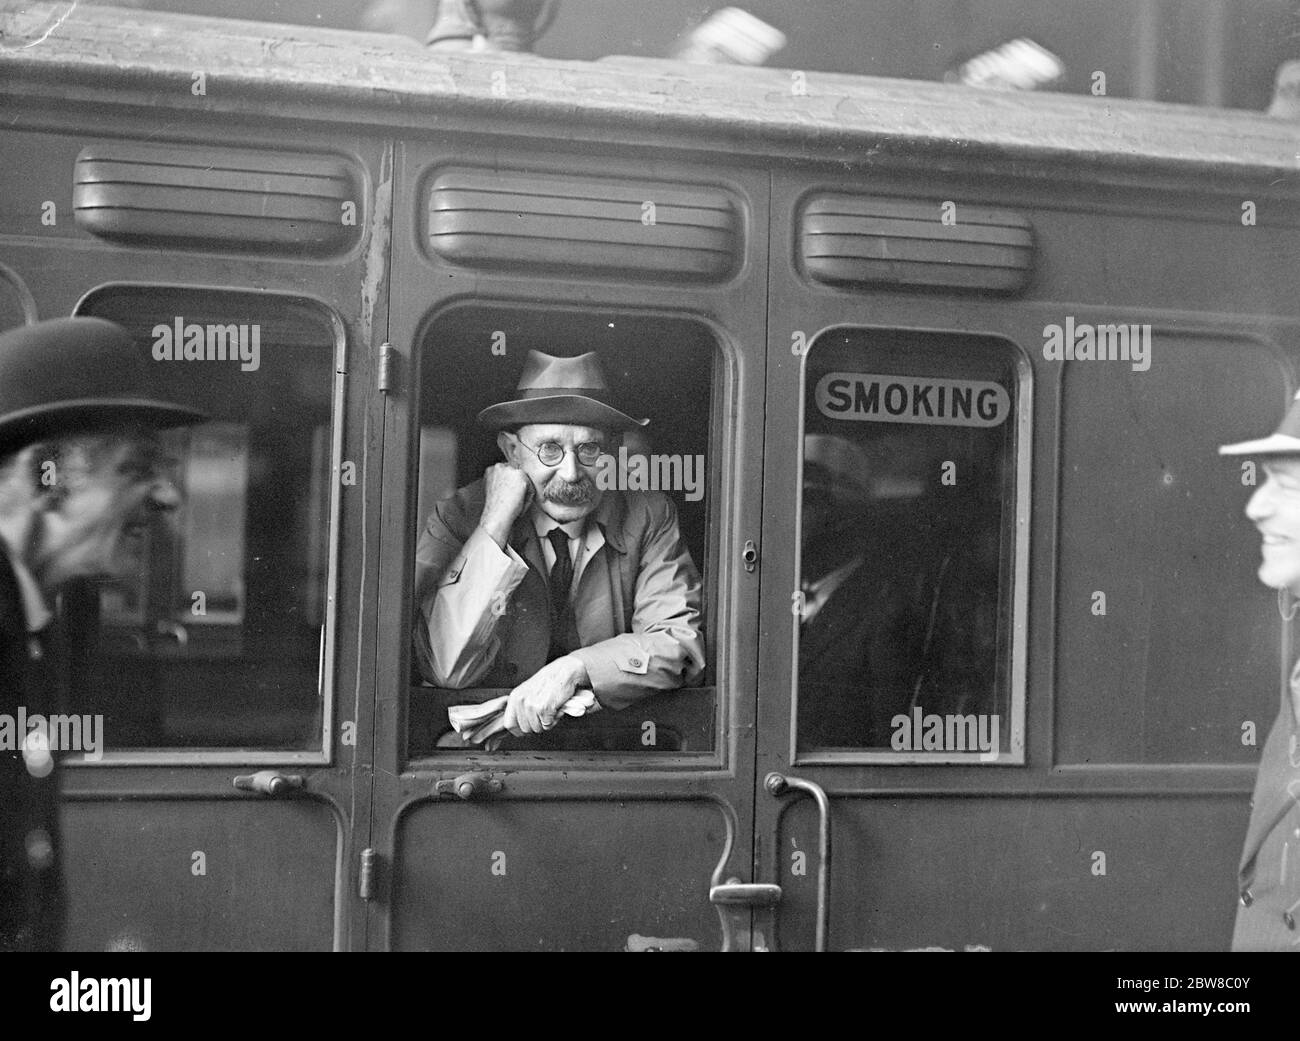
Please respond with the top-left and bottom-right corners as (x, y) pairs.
(1246, 458), (1300, 593)
(34, 432), (181, 588)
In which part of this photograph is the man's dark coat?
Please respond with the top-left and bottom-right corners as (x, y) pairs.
(0, 551), (65, 951)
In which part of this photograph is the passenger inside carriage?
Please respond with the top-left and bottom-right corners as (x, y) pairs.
(412, 349), (706, 745)
(796, 431), (995, 751)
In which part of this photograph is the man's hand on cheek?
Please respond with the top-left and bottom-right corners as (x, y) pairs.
(503, 656), (590, 735)
(480, 462), (534, 548)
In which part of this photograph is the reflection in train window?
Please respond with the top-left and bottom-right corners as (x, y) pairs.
(75, 288), (337, 751)
(409, 306), (717, 756)
(797, 329), (1024, 760)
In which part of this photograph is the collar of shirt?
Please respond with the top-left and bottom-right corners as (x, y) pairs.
(530, 507), (601, 587)
(801, 553), (865, 625)
(3, 547), (53, 634)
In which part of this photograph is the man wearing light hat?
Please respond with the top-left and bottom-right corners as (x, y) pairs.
(0, 317), (204, 951)
(413, 350), (705, 737)
(1220, 390), (1300, 950)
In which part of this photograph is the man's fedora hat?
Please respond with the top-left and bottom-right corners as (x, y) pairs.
(477, 350), (649, 431)
(0, 317), (206, 454)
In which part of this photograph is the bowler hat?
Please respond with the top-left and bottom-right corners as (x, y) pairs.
(0, 317), (206, 455)
(1220, 390), (1300, 457)
(477, 350), (648, 431)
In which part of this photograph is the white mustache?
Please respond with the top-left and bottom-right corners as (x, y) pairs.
(544, 477), (594, 505)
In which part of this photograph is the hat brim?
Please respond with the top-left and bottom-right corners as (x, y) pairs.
(1219, 434), (1300, 457)
(0, 398), (208, 454)
(477, 394), (649, 432)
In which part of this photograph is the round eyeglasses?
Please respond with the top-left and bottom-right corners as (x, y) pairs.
(518, 439), (605, 468)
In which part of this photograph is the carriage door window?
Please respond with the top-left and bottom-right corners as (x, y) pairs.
(796, 329), (1028, 762)
(74, 287), (338, 755)
(408, 305), (718, 757)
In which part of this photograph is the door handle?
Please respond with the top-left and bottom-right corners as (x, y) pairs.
(709, 879), (782, 952)
(232, 770), (304, 796)
(434, 771), (503, 800)
(766, 771), (832, 952)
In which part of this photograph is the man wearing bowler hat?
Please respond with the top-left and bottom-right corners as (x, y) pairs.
(0, 317), (203, 951)
(1221, 390), (1300, 950)
(413, 350), (705, 737)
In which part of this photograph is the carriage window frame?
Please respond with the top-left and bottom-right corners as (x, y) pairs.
(66, 282), (347, 768)
(791, 325), (1031, 767)
(403, 302), (730, 770)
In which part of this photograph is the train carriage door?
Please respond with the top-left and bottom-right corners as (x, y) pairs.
(56, 284), (378, 951)
(757, 316), (1028, 951)
(371, 145), (769, 950)
(756, 173), (1287, 951)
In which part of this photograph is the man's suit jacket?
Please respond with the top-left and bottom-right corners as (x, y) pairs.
(0, 552), (65, 951)
(798, 541), (992, 750)
(413, 481), (705, 711)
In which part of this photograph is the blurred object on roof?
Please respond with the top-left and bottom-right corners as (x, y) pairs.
(671, 7), (785, 66)
(945, 38), (1064, 91)
(426, 0), (558, 52)
(362, 0), (428, 35)
(1267, 60), (1300, 117)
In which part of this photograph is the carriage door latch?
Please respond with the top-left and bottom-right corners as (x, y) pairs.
(709, 880), (782, 952)
(232, 770), (304, 796)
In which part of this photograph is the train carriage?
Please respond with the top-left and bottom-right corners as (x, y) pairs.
(1, 0), (1297, 951)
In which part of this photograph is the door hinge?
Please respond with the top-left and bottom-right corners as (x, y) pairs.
(358, 847), (377, 900)
(377, 342), (398, 393)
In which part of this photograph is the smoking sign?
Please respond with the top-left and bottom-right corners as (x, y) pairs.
(815, 373), (1010, 428)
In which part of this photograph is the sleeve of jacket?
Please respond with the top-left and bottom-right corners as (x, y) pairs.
(569, 494), (705, 711)
(412, 506), (529, 689)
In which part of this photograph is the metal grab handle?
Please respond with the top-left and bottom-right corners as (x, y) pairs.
(233, 770), (304, 796)
(709, 879), (783, 951)
(765, 771), (832, 952)
(435, 771), (503, 800)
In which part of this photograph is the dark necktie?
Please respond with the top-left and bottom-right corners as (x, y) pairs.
(546, 528), (577, 660)
(546, 527), (574, 617)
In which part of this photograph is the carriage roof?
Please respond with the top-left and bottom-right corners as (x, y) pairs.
(1, 0), (1296, 189)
